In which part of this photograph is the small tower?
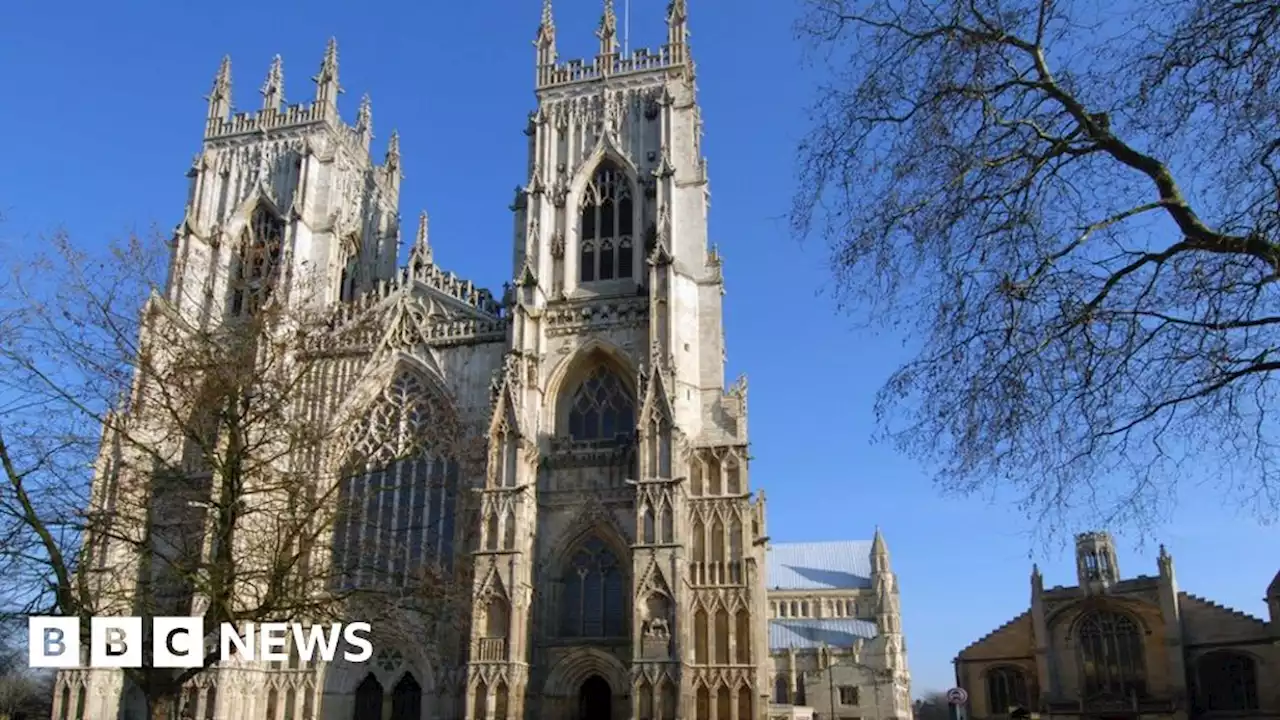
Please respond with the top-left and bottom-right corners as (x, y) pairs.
(355, 94), (373, 150)
(666, 0), (689, 64)
(1075, 530), (1121, 592)
(870, 528), (908, 680)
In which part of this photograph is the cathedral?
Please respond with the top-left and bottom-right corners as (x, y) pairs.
(52, 3), (911, 719)
(955, 531), (1280, 720)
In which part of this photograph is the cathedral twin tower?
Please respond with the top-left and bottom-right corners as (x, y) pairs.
(71, 1), (800, 719)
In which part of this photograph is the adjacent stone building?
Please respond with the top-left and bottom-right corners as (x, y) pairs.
(954, 531), (1280, 720)
(50, 2), (912, 720)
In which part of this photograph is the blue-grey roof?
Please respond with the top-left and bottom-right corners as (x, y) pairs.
(766, 541), (874, 590)
(769, 618), (879, 651)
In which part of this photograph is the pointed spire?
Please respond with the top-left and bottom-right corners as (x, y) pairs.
(536, 0), (556, 45)
(410, 211), (432, 267)
(261, 55), (284, 111)
(597, 0), (618, 59)
(313, 37), (342, 112)
(206, 55), (232, 121)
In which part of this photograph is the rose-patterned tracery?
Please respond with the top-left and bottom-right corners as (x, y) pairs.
(566, 365), (635, 441)
(331, 371), (459, 590)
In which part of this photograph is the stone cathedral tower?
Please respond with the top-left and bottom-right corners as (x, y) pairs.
(54, 3), (910, 720)
(469, 1), (769, 718)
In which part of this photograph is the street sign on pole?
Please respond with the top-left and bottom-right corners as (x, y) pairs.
(946, 687), (969, 706)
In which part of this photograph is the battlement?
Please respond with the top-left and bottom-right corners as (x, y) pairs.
(536, 44), (686, 90)
(204, 102), (326, 140)
(533, 0), (691, 91)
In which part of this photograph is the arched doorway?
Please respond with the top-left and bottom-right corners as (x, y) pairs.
(579, 675), (612, 720)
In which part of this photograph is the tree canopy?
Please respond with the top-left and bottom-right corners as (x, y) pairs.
(793, 0), (1280, 529)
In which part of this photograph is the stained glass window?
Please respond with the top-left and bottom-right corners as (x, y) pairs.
(561, 536), (626, 637)
(332, 371), (459, 590)
(1078, 611), (1146, 699)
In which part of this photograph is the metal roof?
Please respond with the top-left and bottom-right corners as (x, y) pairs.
(768, 618), (880, 651)
(765, 540), (874, 590)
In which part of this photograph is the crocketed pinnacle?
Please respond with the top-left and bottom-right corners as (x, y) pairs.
(261, 55), (284, 110)
(597, 0), (618, 56)
(356, 93), (373, 134)
(410, 211), (432, 266)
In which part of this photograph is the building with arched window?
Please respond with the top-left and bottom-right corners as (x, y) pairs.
(953, 531), (1280, 720)
(58, 3), (914, 720)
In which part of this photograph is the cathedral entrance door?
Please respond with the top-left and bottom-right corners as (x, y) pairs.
(578, 675), (612, 720)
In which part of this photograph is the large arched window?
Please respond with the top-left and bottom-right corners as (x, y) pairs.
(331, 371), (460, 590)
(560, 535), (627, 638)
(1077, 610), (1146, 700)
(985, 666), (1030, 714)
(1195, 651), (1259, 712)
(230, 204), (285, 316)
(579, 161), (635, 283)
(566, 364), (635, 441)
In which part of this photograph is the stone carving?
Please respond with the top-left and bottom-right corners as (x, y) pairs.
(550, 230), (565, 258)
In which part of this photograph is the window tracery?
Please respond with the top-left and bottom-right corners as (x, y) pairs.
(230, 205), (285, 316)
(1195, 651), (1259, 712)
(985, 666), (1030, 714)
(331, 371), (459, 590)
(566, 365), (635, 441)
(578, 162), (635, 283)
(1077, 610), (1146, 699)
(560, 535), (626, 637)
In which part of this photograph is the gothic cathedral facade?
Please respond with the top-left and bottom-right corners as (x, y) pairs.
(54, 3), (912, 720)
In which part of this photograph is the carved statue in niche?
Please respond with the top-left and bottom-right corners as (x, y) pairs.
(550, 230), (565, 259)
(641, 592), (673, 658)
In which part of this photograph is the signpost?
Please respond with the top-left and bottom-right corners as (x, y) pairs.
(946, 687), (968, 720)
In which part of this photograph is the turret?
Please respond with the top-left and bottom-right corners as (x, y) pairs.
(1075, 530), (1120, 592)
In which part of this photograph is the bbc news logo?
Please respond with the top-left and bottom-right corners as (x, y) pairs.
(28, 617), (373, 669)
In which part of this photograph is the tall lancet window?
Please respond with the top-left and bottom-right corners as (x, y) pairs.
(230, 204), (286, 316)
(331, 370), (460, 590)
(579, 161), (635, 283)
(560, 535), (627, 638)
(565, 364), (635, 442)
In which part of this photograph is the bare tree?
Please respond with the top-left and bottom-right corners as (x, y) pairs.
(792, 0), (1280, 529)
(0, 617), (53, 720)
(0, 231), (481, 719)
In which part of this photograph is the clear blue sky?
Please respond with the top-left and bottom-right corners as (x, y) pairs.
(1, 0), (1275, 697)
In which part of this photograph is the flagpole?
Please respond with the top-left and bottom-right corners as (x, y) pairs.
(623, 0), (631, 55)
